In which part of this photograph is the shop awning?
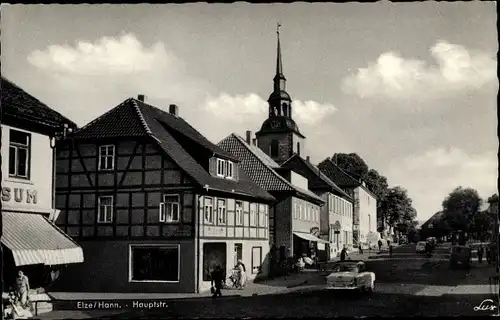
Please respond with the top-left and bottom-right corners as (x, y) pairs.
(1, 211), (84, 266)
(293, 232), (329, 244)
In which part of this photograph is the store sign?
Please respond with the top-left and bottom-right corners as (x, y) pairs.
(1, 187), (37, 204)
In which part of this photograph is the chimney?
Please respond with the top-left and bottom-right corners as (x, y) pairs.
(306, 156), (310, 162)
(169, 104), (179, 117)
(246, 130), (252, 144)
(137, 94), (145, 102)
(252, 138), (257, 146)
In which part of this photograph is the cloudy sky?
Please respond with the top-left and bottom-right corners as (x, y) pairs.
(2, 3), (497, 222)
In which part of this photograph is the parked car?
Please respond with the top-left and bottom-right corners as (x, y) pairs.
(416, 241), (427, 253)
(449, 245), (472, 269)
(324, 260), (375, 293)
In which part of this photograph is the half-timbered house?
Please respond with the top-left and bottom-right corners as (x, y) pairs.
(53, 96), (275, 293)
(217, 133), (326, 275)
(280, 154), (353, 260)
(1, 77), (83, 308)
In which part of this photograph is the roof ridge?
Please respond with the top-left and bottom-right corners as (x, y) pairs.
(328, 158), (361, 184)
(131, 99), (153, 135)
(231, 133), (295, 191)
(78, 98), (133, 132)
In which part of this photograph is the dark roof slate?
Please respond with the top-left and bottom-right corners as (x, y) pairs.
(281, 154), (352, 200)
(217, 134), (324, 204)
(1, 77), (76, 129)
(317, 158), (361, 188)
(71, 98), (273, 202)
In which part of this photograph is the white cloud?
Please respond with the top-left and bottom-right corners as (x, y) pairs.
(387, 147), (497, 221)
(27, 33), (179, 76)
(342, 40), (497, 100)
(203, 92), (337, 125)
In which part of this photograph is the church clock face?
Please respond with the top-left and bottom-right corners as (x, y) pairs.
(271, 120), (280, 129)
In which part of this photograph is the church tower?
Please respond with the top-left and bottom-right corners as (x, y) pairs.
(256, 24), (306, 164)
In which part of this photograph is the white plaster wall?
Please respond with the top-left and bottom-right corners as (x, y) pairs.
(1, 124), (54, 213)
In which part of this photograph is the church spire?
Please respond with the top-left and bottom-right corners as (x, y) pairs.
(274, 22), (286, 92)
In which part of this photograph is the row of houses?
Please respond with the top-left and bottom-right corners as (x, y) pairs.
(1, 31), (379, 294)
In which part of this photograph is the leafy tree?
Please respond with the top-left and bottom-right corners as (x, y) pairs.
(331, 153), (369, 180)
(442, 186), (483, 235)
(380, 186), (417, 235)
(365, 169), (389, 201)
(471, 210), (496, 241)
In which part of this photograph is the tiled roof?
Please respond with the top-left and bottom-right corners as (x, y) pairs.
(73, 99), (149, 139)
(217, 134), (324, 204)
(1, 77), (76, 129)
(71, 97), (274, 202)
(317, 158), (361, 188)
(281, 154), (352, 200)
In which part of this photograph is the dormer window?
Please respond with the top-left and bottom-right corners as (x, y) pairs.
(216, 158), (225, 177)
(215, 158), (235, 179)
(226, 161), (234, 179)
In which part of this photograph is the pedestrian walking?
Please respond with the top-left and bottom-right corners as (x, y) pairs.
(486, 247), (492, 264)
(389, 245), (393, 258)
(340, 245), (349, 261)
(378, 240), (382, 252)
(358, 243), (364, 255)
(236, 259), (247, 289)
(210, 265), (224, 298)
(477, 246), (484, 264)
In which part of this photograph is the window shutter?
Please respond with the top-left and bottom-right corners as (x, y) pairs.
(209, 157), (217, 176)
(159, 202), (165, 222)
(233, 163), (239, 181)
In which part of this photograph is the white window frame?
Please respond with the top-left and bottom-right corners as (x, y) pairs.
(204, 197), (214, 224)
(9, 129), (31, 179)
(258, 204), (266, 227)
(235, 201), (244, 226)
(159, 194), (180, 223)
(226, 161), (234, 179)
(217, 199), (227, 225)
(216, 158), (225, 177)
(128, 244), (180, 283)
(99, 145), (115, 170)
(250, 203), (257, 226)
(98, 196), (114, 223)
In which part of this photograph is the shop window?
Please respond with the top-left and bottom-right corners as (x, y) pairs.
(9, 129), (31, 179)
(99, 145), (115, 170)
(98, 196), (113, 223)
(129, 245), (180, 282)
(251, 246), (262, 274)
(159, 194), (180, 222)
(203, 242), (227, 281)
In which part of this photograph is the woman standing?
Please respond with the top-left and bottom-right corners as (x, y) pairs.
(15, 270), (30, 307)
(236, 260), (247, 289)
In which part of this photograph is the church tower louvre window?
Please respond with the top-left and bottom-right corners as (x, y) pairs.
(255, 23), (306, 164)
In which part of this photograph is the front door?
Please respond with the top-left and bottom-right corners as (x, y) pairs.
(234, 243), (243, 267)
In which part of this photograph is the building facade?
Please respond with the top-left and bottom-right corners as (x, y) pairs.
(318, 158), (381, 248)
(217, 134), (325, 273)
(280, 154), (354, 260)
(1, 77), (84, 299)
(218, 30), (328, 271)
(53, 97), (274, 293)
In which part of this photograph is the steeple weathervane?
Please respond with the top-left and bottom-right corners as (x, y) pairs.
(274, 22), (286, 92)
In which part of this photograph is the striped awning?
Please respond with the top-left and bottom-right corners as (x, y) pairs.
(293, 232), (329, 244)
(1, 211), (84, 266)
